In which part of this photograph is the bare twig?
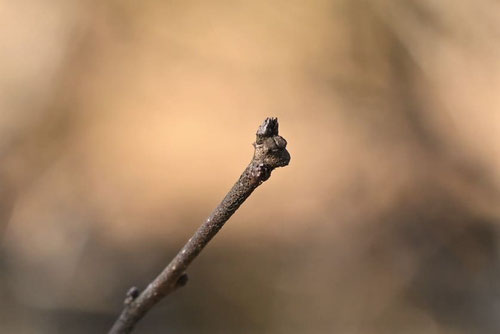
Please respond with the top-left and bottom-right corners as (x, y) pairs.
(109, 117), (290, 334)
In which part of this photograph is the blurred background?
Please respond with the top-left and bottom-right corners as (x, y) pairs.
(1, 0), (500, 333)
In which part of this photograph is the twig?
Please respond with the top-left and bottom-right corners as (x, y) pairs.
(109, 117), (290, 334)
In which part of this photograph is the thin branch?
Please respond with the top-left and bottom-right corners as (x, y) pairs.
(109, 117), (291, 334)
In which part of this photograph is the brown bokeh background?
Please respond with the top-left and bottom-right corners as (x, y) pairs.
(1, 1), (500, 333)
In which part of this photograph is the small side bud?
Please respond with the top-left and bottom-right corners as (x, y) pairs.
(256, 117), (279, 144)
(124, 286), (140, 305)
(176, 273), (189, 287)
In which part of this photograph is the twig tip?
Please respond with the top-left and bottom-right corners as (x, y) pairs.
(256, 117), (279, 139)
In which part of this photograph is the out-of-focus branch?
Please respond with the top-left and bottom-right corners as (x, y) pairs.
(109, 118), (290, 334)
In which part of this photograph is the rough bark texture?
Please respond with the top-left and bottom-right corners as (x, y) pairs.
(109, 117), (290, 334)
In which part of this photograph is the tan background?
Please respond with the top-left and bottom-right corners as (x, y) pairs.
(1, 0), (500, 333)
